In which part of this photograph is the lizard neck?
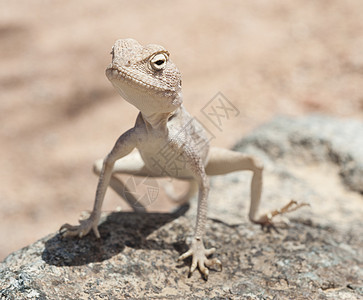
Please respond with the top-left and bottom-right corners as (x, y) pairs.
(141, 111), (172, 132)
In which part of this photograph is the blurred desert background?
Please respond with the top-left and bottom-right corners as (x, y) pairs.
(0, 0), (362, 260)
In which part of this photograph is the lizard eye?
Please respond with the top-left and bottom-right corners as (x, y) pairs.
(150, 53), (168, 71)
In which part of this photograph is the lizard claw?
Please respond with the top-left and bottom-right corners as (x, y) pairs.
(59, 217), (100, 239)
(252, 200), (310, 232)
(178, 238), (222, 280)
(260, 220), (280, 233)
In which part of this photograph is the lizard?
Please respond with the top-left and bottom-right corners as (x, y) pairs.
(60, 38), (307, 279)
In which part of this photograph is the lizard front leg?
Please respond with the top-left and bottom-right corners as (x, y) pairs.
(60, 129), (137, 238)
(177, 154), (222, 279)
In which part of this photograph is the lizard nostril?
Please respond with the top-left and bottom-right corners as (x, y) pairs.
(110, 46), (115, 60)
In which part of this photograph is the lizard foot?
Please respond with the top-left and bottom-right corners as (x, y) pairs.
(59, 215), (100, 239)
(252, 200), (310, 232)
(178, 238), (222, 280)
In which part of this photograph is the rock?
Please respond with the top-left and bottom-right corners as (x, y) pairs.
(234, 114), (363, 194)
(1, 115), (362, 299)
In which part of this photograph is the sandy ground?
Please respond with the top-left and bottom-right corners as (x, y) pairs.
(0, 0), (362, 260)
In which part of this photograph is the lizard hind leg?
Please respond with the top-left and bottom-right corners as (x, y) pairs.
(164, 180), (198, 205)
(205, 147), (308, 227)
(92, 151), (154, 212)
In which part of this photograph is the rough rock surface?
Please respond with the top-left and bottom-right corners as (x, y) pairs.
(1, 116), (362, 299)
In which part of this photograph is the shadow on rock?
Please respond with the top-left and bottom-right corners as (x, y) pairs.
(42, 204), (189, 267)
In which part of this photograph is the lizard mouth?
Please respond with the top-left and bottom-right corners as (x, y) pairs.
(106, 64), (179, 94)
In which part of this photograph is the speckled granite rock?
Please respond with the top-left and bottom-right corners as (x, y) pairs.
(234, 115), (363, 193)
(1, 115), (362, 299)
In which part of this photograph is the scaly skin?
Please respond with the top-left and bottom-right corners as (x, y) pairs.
(60, 38), (308, 279)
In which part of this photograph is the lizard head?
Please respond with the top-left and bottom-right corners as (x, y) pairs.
(106, 39), (183, 115)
